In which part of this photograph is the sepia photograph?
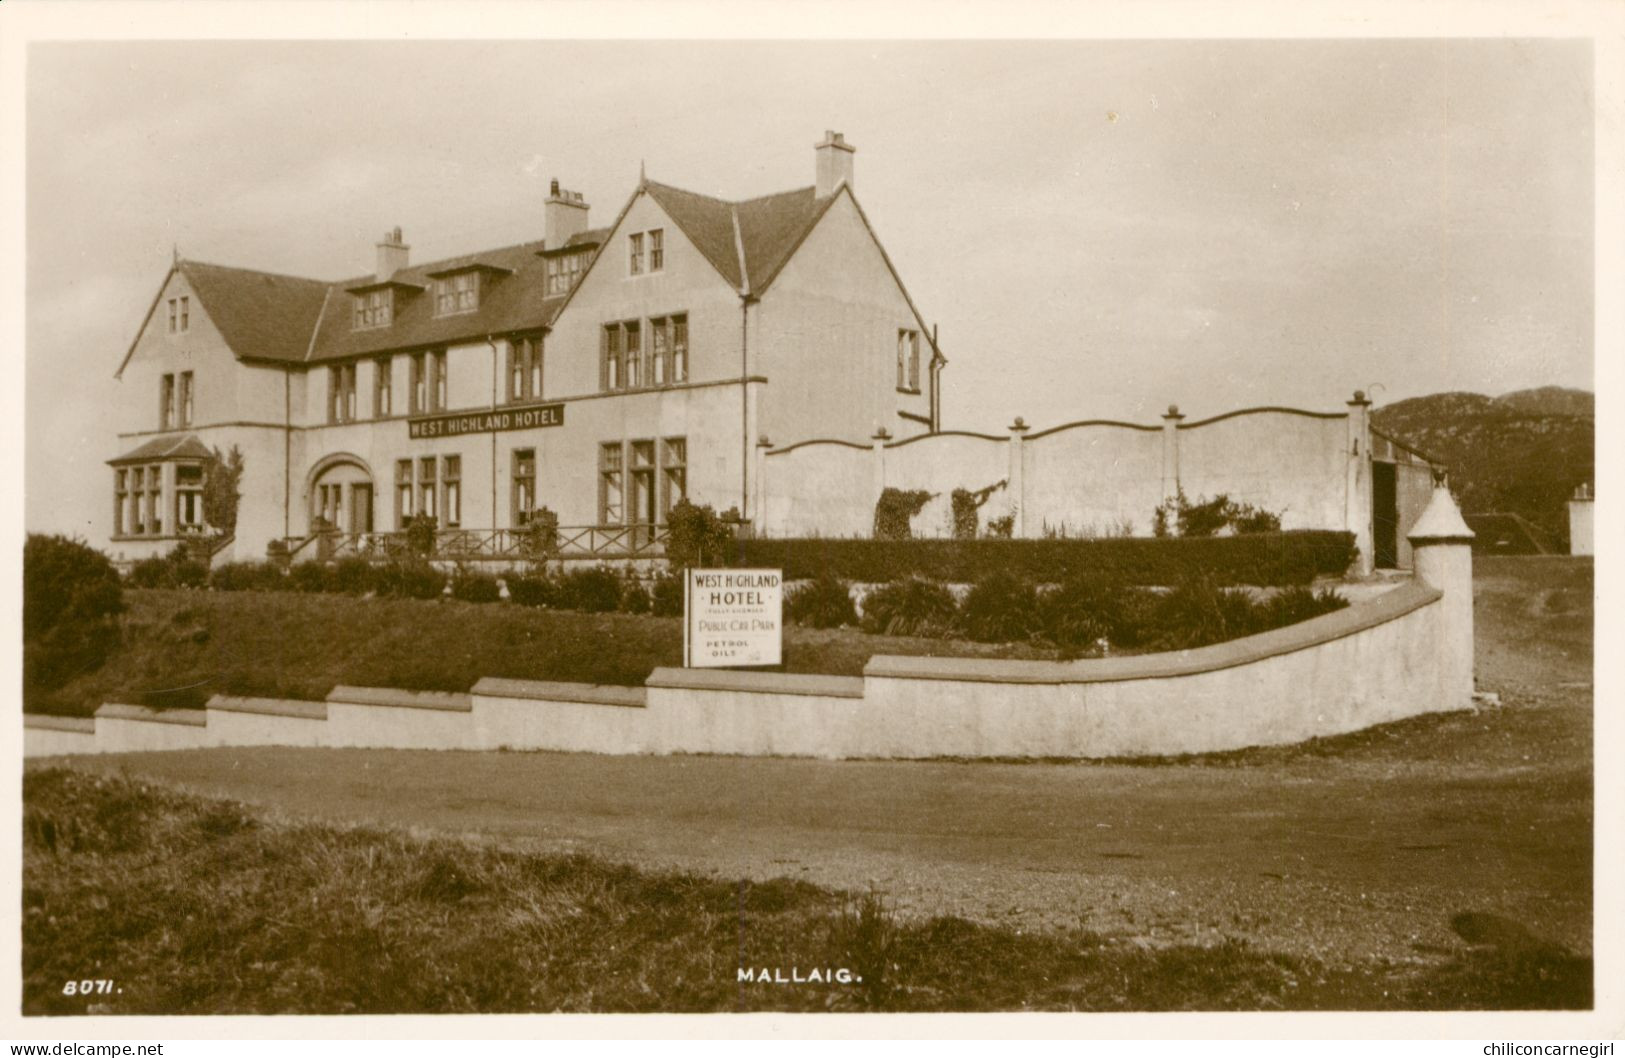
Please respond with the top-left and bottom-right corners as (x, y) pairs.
(5, 2), (1614, 1038)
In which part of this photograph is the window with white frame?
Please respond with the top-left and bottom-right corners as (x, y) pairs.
(328, 364), (357, 423)
(897, 329), (921, 393)
(166, 296), (190, 334)
(661, 437), (687, 520)
(434, 273), (479, 316)
(627, 229), (665, 276)
(175, 463), (205, 533)
(395, 459), (414, 525)
(545, 252), (585, 295)
(353, 289), (393, 330)
(160, 374), (175, 429)
(442, 455), (461, 528)
(598, 442), (624, 525)
(374, 357), (392, 417)
(512, 448), (536, 527)
(419, 457), (438, 523)
(507, 336), (543, 404)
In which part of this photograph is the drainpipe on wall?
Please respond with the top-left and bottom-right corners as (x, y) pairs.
(283, 370), (292, 540)
(929, 324), (943, 433)
(487, 336), (499, 532)
(739, 300), (752, 520)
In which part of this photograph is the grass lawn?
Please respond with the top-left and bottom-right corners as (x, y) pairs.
(28, 588), (1057, 717)
(21, 767), (1589, 1015)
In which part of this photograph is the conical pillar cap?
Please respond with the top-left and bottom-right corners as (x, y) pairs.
(1407, 484), (1474, 544)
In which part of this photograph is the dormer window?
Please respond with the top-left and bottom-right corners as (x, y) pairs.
(545, 251), (586, 295)
(353, 289), (393, 330)
(434, 272), (479, 316)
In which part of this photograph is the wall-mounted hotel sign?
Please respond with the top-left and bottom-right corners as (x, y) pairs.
(407, 403), (565, 440)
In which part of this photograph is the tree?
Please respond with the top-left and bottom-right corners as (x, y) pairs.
(203, 445), (245, 537)
(23, 534), (125, 705)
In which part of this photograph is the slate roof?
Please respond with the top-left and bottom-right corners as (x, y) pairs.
(109, 433), (215, 465)
(306, 238), (569, 364)
(177, 261), (331, 365)
(126, 174), (920, 370)
(641, 182), (833, 294)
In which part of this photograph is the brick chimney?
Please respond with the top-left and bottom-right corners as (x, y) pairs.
(814, 130), (855, 198)
(545, 179), (590, 248)
(375, 227), (408, 280)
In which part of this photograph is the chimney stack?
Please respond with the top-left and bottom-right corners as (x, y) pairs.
(375, 227), (408, 280)
(814, 130), (855, 198)
(545, 179), (590, 248)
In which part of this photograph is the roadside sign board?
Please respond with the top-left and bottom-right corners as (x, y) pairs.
(683, 568), (783, 668)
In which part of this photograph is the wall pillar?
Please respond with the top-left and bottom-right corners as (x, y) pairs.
(871, 427), (891, 520)
(1008, 417), (1030, 537)
(1346, 389), (1374, 575)
(754, 435), (772, 532)
(1160, 404), (1184, 536)
(1568, 482), (1594, 556)
(1408, 484), (1476, 709)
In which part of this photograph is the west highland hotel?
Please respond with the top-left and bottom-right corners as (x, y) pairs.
(108, 132), (944, 563)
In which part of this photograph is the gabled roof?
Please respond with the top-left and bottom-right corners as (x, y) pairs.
(115, 172), (942, 370)
(115, 260), (331, 377)
(108, 433), (214, 465)
(640, 181), (834, 296)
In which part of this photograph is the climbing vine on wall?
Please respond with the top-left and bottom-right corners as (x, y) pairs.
(950, 479), (1009, 540)
(873, 487), (935, 541)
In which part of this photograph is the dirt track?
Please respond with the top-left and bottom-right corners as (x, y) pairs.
(53, 557), (1593, 968)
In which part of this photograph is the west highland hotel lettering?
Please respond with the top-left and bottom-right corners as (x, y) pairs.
(106, 132), (944, 562)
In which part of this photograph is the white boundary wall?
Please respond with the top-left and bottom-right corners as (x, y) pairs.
(26, 493), (1475, 763)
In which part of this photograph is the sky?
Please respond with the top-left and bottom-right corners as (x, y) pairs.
(23, 38), (1595, 539)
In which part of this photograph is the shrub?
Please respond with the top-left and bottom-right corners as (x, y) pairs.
(665, 500), (734, 569)
(786, 572), (859, 628)
(556, 566), (624, 613)
(618, 579), (653, 614)
(738, 532), (1354, 588)
(859, 577), (959, 637)
(959, 570), (1040, 643)
(23, 534), (125, 700)
(519, 508), (560, 561)
(128, 545), (208, 589)
(331, 557), (377, 595)
(208, 561), (285, 592)
(1263, 585), (1349, 626)
(650, 572), (684, 617)
(505, 572), (557, 608)
(403, 513), (438, 558)
(1146, 575), (1262, 650)
(873, 488), (933, 541)
(286, 561), (335, 593)
(985, 513), (1015, 539)
(450, 572), (501, 604)
(1153, 490), (1283, 538)
(375, 560), (446, 600)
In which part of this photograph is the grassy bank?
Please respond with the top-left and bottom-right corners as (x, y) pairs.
(22, 768), (1589, 1014)
(27, 588), (1057, 717)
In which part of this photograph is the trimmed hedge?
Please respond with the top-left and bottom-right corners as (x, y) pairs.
(738, 531), (1355, 588)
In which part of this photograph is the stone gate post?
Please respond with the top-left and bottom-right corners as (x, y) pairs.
(1408, 483), (1475, 709)
(1008, 417), (1030, 537)
(1161, 404), (1184, 535)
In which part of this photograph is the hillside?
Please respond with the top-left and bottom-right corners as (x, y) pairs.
(1372, 387), (1593, 549)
